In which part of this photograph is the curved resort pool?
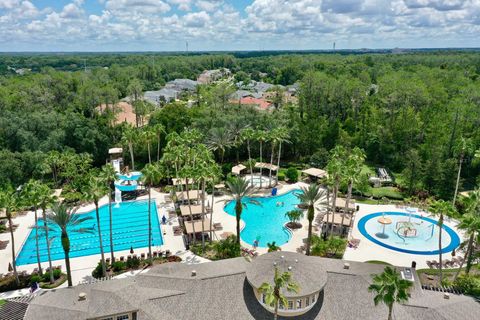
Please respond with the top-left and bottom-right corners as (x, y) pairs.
(224, 190), (301, 248)
(16, 200), (163, 266)
(358, 212), (460, 255)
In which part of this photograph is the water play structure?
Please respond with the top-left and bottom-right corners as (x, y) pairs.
(358, 211), (460, 255)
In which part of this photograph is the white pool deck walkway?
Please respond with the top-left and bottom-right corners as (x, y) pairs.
(0, 182), (466, 299)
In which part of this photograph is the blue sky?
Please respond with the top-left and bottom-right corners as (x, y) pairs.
(0, 0), (479, 51)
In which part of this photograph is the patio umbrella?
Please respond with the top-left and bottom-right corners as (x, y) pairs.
(8, 262), (13, 272)
(130, 246), (134, 254)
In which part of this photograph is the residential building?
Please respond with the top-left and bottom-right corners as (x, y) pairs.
(96, 102), (139, 127)
(22, 252), (479, 320)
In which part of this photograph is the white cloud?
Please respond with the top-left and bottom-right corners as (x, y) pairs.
(168, 0), (191, 11)
(0, 0), (480, 50)
(105, 0), (171, 14)
(0, 0), (20, 9)
(183, 10), (210, 27)
(60, 3), (83, 19)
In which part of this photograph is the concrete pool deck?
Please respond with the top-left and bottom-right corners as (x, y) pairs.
(1, 182), (466, 297)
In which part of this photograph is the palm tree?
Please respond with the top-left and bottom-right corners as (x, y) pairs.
(0, 186), (20, 285)
(429, 199), (457, 284)
(43, 150), (62, 186)
(152, 123), (165, 161)
(274, 126), (290, 183)
(84, 176), (108, 278)
(142, 127), (156, 164)
(21, 180), (44, 275)
(228, 119), (247, 163)
(326, 146), (346, 235)
(241, 128), (256, 186)
(267, 242), (281, 252)
(296, 184), (326, 255)
(454, 190), (480, 280)
(127, 78), (143, 127)
(259, 267), (299, 320)
(206, 127), (232, 163)
(285, 209), (304, 228)
(225, 177), (259, 249)
(99, 164), (117, 263)
(368, 266), (413, 320)
(341, 147), (365, 229)
(45, 202), (94, 287)
(141, 163), (162, 265)
(255, 129), (267, 188)
(37, 183), (56, 283)
(452, 137), (474, 205)
(266, 130), (276, 188)
(121, 125), (139, 170)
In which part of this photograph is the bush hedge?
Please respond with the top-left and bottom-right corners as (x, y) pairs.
(285, 167), (299, 182)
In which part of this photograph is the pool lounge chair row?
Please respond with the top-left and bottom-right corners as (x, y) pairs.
(427, 256), (464, 269)
(117, 250), (171, 262)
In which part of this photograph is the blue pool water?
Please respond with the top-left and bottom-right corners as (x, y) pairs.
(358, 212), (460, 255)
(224, 190), (302, 248)
(16, 200), (163, 266)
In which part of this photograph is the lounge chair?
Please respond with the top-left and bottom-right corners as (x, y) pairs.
(213, 222), (223, 230)
(453, 256), (464, 266)
(348, 238), (360, 249)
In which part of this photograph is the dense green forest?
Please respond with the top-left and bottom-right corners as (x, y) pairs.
(1, 51), (479, 201)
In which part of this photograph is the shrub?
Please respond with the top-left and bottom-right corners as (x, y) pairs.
(455, 274), (480, 298)
(277, 171), (286, 181)
(30, 275), (41, 285)
(41, 268), (62, 282)
(311, 235), (347, 259)
(91, 262), (104, 279)
(126, 256), (141, 269)
(0, 274), (30, 292)
(111, 261), (126, 272)
(285, 167), (299, 182)
(213, 235), (240, 259)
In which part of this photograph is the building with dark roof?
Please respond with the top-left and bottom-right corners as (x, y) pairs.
(22, 252), (479, 320)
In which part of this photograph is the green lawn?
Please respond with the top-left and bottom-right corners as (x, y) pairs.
(0, 299), (5, 308)
(360, 164), (375, 176)
(365, 260), (392, 265)
(365, 186), (404, 200)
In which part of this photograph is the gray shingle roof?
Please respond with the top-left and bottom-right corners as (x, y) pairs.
(246, 251), (327, 298)
(23, 254), (480, 320)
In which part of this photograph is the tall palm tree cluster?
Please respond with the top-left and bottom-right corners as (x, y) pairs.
(160, 129), (221, 252)
(121, 123), (165, 170)
(325, 145), (366, 235)
(206, 125), (290, 187)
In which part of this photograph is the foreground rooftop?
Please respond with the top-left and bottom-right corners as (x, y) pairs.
(23, 252), (479, 320)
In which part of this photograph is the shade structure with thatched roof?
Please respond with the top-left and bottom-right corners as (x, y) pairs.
(330, 197), (356, 212)
(231, 164), (247, 175)
(254, 162), (279, 172)
(321, 212), (352, 227)
(179, 205), (206, 218)
(175, 190), (204, 202)
(184, 218), (212, 234)
(302, 167), (328, 179)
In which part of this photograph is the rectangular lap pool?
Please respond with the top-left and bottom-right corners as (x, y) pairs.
(16, 200), (163, 266)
